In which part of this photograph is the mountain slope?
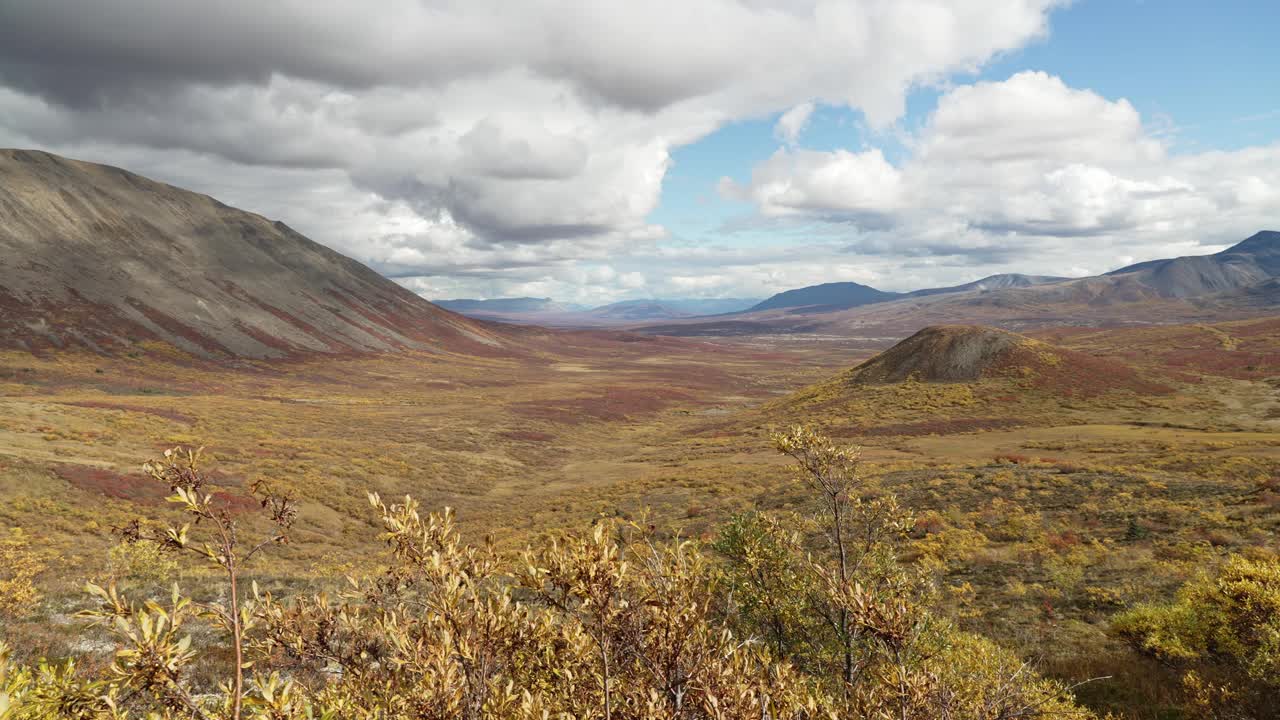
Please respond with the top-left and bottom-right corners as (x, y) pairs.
(648, 298), (762, 315)
(588, 300), (693, 321)
(0, 149), (508, 359)
(1104, 231), (1280, 298)
(907, 273), (1067, 298)
(748, 282), (900, 312)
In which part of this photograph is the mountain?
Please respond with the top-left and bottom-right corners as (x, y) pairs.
(907, 273), (1067, 298)
(437, 297), (584, 314)
(1105, 231), (1280, 297)
(637, 232), (1280, 338)
(652, 298), (762, 315)
(956, 231), (1280, 307)
(0, 149), (509, 359)
(748, 282), (901, 313)
(588, 300), (693, 321)
(585, 298), (765, 320)
(1219, 277), (1280, 309)
(745, 275), (1063, 315)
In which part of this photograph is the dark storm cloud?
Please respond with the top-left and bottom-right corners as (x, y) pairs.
(0, 1), (471, 103)
(0, 0), (726, 114)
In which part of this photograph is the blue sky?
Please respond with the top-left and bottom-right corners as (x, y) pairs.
(3, 0), (1277, 303)
(654, 0), (1280, 256)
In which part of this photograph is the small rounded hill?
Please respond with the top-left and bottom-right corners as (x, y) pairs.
(848, 325), (1168, 397)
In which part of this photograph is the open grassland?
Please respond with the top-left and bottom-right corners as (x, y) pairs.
(0, 331), (848, 572)
(1, 318), (1278, 718)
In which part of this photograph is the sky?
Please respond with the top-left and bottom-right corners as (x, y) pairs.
(0, 0), (1276, 304)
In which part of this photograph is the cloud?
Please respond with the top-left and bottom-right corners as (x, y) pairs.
(722, 147), (903, 218)
(0, 0), (1066, 292)
(729, 71), (1280, 266)
(774, 102), (816, 146)
(30, 3), (1264, 305)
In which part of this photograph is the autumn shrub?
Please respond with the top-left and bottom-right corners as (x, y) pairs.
(104, 540), (179, 585)
(0, 432), (1096, 719)
(1114, 554), (1280, 717)
(715, 428), (1092, 719)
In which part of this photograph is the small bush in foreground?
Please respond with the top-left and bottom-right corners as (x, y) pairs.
(1114, 554), (1280, 718)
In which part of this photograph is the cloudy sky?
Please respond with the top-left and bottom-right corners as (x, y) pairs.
(1, 1), (1276, 304)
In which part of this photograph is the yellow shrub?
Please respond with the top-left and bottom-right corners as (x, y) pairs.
(0, 529), (42, 619)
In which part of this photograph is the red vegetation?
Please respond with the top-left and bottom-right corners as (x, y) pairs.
(989, 345), (1173, 398)
(125, 298), (235, 358)
(53, 464), (166, 503)
(1046, 531), (1082, 551)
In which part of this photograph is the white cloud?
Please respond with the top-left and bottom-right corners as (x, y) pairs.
(723, 147), (904, 217)
(774, 102), (816, 146)
(730, 71), (1280, 271)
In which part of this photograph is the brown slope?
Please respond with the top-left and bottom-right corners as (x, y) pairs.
(0, 149), (509, 359)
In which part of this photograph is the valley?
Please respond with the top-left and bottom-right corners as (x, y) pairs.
(3, 314), (1277, 717)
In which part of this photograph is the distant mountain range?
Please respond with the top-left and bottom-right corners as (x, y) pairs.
(592, 298), (762, 318)
(636, 232), (1280, 337)
(0, 149), (510, 358)
(433, 233), (1279, 334)
(435, 296), (763, 324)
(436, 297), (588, 314)
(440, 274), (1082, 324)
(745, 274), (1068, 313)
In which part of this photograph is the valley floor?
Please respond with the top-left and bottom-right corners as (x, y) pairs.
(1, 317), (1278, 718)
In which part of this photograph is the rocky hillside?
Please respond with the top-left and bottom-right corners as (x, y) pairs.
(0, 150), (509, 359)
(847, 325), (1030, 383)
(1106, 230), (1280, 297)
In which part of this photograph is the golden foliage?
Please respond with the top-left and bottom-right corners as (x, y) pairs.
(0, 529), (42, 619)
(0, 433), (1097, 719)
(1114, 554), (1280, 716)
